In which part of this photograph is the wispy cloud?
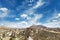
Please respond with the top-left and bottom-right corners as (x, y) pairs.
(43, 21), (60, 28)
(27, 14), (42, 24)
(54, 13), (60, 18)
(15, 18), (20, 21)
(0, 0), (60, 28)
(0, 8), (8, 17)
(0, 21), (28, 28)
(20, 14), (28, 18)
(0, 13), (42, 28)
(43, 13), (60, 28)
(32, 0), (44, 9)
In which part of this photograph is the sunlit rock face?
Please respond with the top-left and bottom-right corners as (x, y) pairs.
(28, 36), (33, 40)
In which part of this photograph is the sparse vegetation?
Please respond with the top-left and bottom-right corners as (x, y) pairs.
(0, 37), (2, 40)
(2, 33), (5, 38)
(0, 25), (60, 40)
(9, 37), (14, 40)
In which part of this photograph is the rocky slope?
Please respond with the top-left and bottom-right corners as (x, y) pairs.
(0, 25), (60, 40)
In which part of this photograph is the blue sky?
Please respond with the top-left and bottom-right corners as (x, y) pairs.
(0, 0), (60, 28)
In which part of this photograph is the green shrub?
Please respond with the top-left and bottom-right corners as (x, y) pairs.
(0, 37), (2, 40)
(9, 37), (14, 40)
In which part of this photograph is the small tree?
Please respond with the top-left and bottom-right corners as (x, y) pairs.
(2, 33), (5, 38)
(9, 37), (14, 40)
(0, 37), (2, 40)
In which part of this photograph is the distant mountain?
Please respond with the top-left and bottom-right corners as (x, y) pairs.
(30, 25), (47, 29)
(0, 25), (60, 40)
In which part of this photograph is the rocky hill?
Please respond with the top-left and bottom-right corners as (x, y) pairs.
(0, 25), (60, 40)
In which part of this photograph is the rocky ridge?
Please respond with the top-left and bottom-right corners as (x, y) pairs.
(0, 25), (60, 40)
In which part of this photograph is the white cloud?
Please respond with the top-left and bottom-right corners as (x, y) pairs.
(0, 2), (44, 28)
(52, 19), (57, 22)
(0, 6), (43, 28)
(16, 7), (43, 28)
(27, 0), (34, 2)
(32, 0), (44, 9)
(43, 21), (60, 28)
(43, 13), (60, 28)
(0, 21), (28, 28)
(0, 8), (8, 12)
(0, 14), (42, 28)
(0, 8), (8, 17)
(31, 14), (42, 23)
(25, 9), (34, 15)
(47, 13), (60, 22)
(26, 14), (42, 25)
(15, 18), (20, 21)
(21, 14), (28, 18)
(0, 8), (60, 28)
(52, 13), (60, 18)
(58, 13), (60, 16)
(55, 13), (60, 18)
